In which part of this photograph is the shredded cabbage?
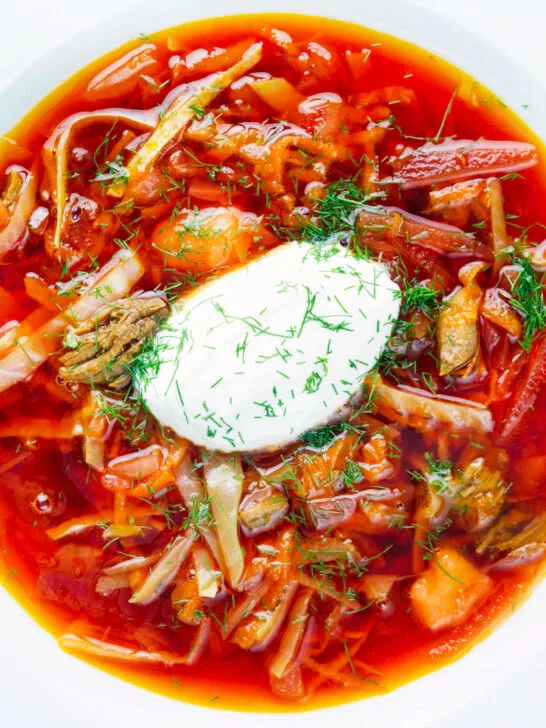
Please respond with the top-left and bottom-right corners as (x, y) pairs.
(204, 452), (245, 588)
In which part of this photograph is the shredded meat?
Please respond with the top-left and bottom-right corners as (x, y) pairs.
(476, 503), (546, 556)
(58, 295), (168, 387)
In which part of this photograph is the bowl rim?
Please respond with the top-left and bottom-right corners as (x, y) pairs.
(1, 1), (546, 726)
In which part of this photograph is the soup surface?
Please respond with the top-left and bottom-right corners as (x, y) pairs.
(1, 13), (546, 712)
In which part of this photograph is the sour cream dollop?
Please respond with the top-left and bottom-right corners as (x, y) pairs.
(140, 242), (400, 452)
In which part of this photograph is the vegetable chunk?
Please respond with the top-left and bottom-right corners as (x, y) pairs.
(437, 261), (487, 376)
(410, 547), (493, 631)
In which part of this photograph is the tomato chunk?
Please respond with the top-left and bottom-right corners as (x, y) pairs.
(151, 206), (259, 272)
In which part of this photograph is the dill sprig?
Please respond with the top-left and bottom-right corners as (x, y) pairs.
(299, 419), (369, 450)
(509, 253), (546, 351)
(129, 333), (170, 389)
(378, 280), (441, 379)
(398, 281), (442, 317)
(182, 494), (216, 538)
(423, 452), (453, 494)
(298, 178), (381, 244)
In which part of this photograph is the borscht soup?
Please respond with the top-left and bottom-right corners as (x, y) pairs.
(0, 13), (545, 711)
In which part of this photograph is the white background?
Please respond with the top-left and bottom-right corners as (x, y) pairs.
(1, 0), (546, 725)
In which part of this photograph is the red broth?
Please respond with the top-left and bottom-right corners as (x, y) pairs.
(0, 13), (545, 712)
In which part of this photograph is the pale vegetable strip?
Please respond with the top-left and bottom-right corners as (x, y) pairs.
(251, 77), (304, 113)
(193, 544), (222, 598)
(107, 444), (167, 478)
(370, 376), (493, 433)
(175, 452), (223, 567)
(43, 109), (156, 253)
(253, 583), (299, 648)
(269, 587), (314, 679)
(0, 249), (145, 393)
(95, 573), (131, 594)
(130, 531), (195, 605)
(101, 523), (155, 540)
(103, 553), (160, 576)
(0, 166), (37, 259)
(59, 617), (209, 667)
(223, 579), (269, 637)
(46, 506), (154, 541)
(46, 514), (112, 541)
(204, 452), (245, 588)
(108, 42), (263, 197)
(481, 288), (522, 338)
(234, 582), (299, 650)
(59, 633), (188, 665)
(488, 177), (509, 275)
(437, 261), (488, 375)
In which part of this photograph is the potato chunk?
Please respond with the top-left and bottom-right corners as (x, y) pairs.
(410, 547), (492, 631)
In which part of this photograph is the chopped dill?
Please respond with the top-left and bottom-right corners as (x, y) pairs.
(509, 253), (546, 351)
(182, 493), (216, 539)
(378, 280), (441, 379)
(129, 331), (170, 389)
(398, 280), (442, 317)
(299, 418), (368, 449)
(342, 459), (365, 490)
(296, 178), (382, 245)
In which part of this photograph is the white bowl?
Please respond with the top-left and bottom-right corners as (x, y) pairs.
(1, 1), (546, 726)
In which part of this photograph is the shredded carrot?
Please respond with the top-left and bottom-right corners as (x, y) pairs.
(307, 628), (374, 694)
(24, 275), (60, 311)
(141, 201), (175, 219)
(294, 571), (360, 610)
(188, 177), (230, 203)
(128, 568), (148, 593)
(351, 659), (383, 676)
(128, 468), (176, 499)
(106, 130), (137, 162)
(114, 489), (128, 525)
